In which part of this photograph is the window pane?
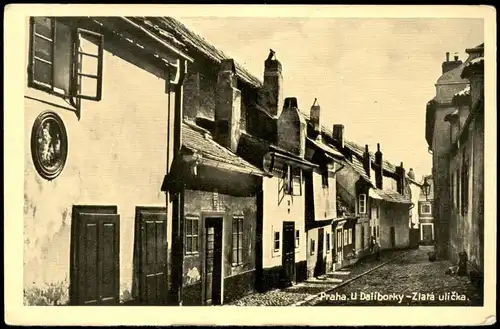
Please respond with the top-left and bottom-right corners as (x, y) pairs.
(192, 219), (198, 236)
(193, 236), (198, 252)
(274, 240), (279, 251)
(185, 219), (192, 236)
(53, 21), (72, 93)
(33, 60), (52, 85)
(232, 233), (238, 250)
(274, 232), (279, 241)
(238, 249), (243, 263)
(34, 36), (53, 61)
(33, 17), (53, 39)
(232, 249), (238, 263)
(238, 218), (244, 233)
(80, 76), (99, 98)
(185, 237), (192, 253)
(232, 221), (238, 234)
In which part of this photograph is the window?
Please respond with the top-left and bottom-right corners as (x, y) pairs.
(377, 225), (380, 238)
(461, 154), (470, 216)
(292, 168), (302, 196)
(373, 226), (376, 237)
(358, 194), (366, 214)
(421, 203), (432, 215)
(274, 231), (280, 252)
(232, 217), (244, 265)
(185, 216), (199, 254)
(295, 230), (300, 249)
(337, 230), (342, 247)
(310, 239), (315, 255)
(348, 228), (352, 244)
(326, 233), (331, 253)
(344, 229), (348, 245)
(28, 17), (103, 101)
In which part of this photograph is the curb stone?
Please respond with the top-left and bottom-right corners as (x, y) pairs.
(292, 250), (412, 306)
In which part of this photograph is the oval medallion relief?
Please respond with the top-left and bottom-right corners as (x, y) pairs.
(31, 111), (68, 180)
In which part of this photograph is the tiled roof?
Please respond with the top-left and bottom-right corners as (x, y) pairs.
(306, 137), (344, 159)
(347, 155), (373, 184)
(344, 140), (397, 174)
(182, 121), (263, 174)
(372, 188), (412, 204)
(141, 17), (262, 88)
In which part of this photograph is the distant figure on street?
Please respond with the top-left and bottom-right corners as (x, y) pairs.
(370, 236), (380, 260)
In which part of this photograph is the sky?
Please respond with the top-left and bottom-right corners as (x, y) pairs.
(178, 17), (484, 179)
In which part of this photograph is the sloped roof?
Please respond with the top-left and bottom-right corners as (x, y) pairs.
(344, 140), (397, 174)
(436, 63), (469, 85)
(182, 120), (263, 174)
(306, 137), (344, 159)
(141, 17), (262, 88)
(372, 188), (412, 204)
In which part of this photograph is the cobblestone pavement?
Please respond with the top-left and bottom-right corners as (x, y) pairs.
(304, 246), (483, 306)
(227, 249), (409, 306)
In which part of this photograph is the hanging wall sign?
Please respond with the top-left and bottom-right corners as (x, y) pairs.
(31, 111), (68, 180)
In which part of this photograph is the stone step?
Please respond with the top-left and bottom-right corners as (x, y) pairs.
(329, 270), (350, 276)
(305, 277), (343, 284)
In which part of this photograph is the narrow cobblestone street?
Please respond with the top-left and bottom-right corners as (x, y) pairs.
(304, 246), (483, 306)
(228, 248), (409, 306)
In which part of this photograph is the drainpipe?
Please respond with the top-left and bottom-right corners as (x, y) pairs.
(171, 59), (187, 305)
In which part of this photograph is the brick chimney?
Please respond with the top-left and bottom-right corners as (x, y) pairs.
(310, 98), (321, 136)
(395, 162), (406, 195)
(375, 143), (383, 189)
(363, 145), (371, 179)
(442, 51), (463, 74)
(332, 124), (345, 149)
(259, 49), (284, 118)
(277, 97), (306, 158)
(215, 59), (242, 152)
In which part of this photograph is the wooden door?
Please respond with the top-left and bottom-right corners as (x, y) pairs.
(422, 225), (433, 243)
(390, 226), (396, 248)
(336, 228), (343, 265)
(137, 210), (168, 305)
(73, 212), (120, 305)
(282, 221), (295, 285)
(315, 228), (325, 276)
(204, 218), (223, 305)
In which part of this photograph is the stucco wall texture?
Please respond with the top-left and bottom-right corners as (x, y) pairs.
(24, 32), (174, 304)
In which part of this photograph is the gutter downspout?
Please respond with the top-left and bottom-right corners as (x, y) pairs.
(171, 59), (187, 305)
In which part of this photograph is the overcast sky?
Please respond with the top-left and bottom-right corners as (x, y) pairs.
(178, 17), (484, 179)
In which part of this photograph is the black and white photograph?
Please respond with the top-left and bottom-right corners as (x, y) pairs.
(4, 4), (496, 327)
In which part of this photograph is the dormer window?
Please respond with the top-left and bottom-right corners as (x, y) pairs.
(28, 17), (104, 102)
(282, 165), (302, 196)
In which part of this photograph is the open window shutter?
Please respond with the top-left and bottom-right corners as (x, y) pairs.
(73, 28), (104, 101)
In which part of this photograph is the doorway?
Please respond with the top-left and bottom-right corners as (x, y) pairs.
(135, 207), (168, 305)
(203, 217), (223, 305)
(390, 226), (396, 248)
(70, 205), (120, 305)
(335, 227), (343, 268)
(282, 221), (296, 286)
(421, 223), (434, 243)
(315, 228), (326, 276)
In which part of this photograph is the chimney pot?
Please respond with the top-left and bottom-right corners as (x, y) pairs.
(454, 52), (459, 61)
(332, 124), (345, 149)
(310, 98), (321, 133)
(377, 143), (380, 152)
(446, 52), (450, 62)
(365, 144), (369, 153)
(284, 97), (298, 109)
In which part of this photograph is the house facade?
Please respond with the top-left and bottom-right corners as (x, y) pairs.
(23, 16), (192, 305)
(332, 131), (412, 268)
(425, 44), (484, 274)
(303, 100), (346, 278)
(418, 175), (435, 244)
(443, 44), (484, 284)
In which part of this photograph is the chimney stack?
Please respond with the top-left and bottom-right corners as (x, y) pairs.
(310, 98), (321, 136)
(442, 51), (463, 74)
(363, 145), (371, 178)
(277, 97), (306, 158)
(408, 168), (415, 180)
(396, 162), (406, 195)
(214, 59), (242, 152)
(375, 143), (383, 189)
(332, 124), (345, 149)
(259, 49), (283, 117)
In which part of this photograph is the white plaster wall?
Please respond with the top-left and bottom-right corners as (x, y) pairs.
(262, 175), (306, 268)
(312, 171), (337, 220)
(24, 30), (173, 303)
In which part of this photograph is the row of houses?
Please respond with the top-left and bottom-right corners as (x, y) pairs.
(24, 16), (430, 306)
(425, 44), (484, 287)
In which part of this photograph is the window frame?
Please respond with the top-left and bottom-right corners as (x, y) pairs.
(273, 230), (281, 254)
(348, 228), (352, 244)
(184, 216), (199, 255)
(321, 166), (329, 188)
(28, 17), (104, 102)
(343, 229), (348, 245)
(420, 203), (432, 215)
(231, 216), (244, 266)
(326, 233), (331, 253)
(358, 194), (367, 214)
(291, 167), (303, 196)
(310, 239), (315, 255)
(295, 230), (300, 249)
